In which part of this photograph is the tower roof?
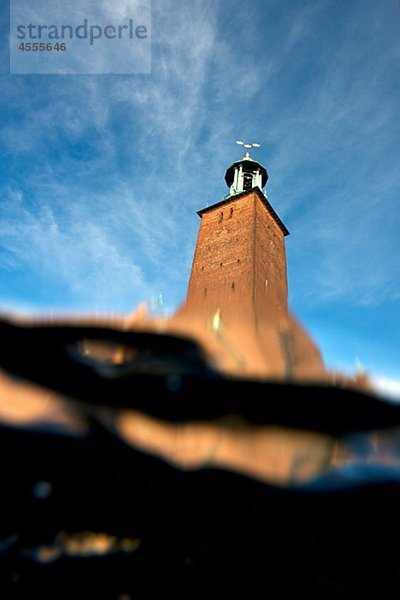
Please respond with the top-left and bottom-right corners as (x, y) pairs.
(225, 152), (268, 188)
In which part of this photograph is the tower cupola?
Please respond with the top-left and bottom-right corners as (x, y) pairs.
(225, 151), (268, 196)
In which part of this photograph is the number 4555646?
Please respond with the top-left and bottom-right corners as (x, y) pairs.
(18, 42), (67, 51)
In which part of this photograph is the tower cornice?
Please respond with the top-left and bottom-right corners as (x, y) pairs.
(197, 187), (290, 237)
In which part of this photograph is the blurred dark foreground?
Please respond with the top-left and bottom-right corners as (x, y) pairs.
(1, 319), (400, 598)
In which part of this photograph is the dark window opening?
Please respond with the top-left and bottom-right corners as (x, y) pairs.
(231, 282), (235, 290)
(243, 173), (253, 190)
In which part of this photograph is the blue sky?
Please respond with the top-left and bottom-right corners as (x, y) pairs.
(1, 0), (400, 397)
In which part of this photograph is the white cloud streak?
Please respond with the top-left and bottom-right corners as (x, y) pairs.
(0, 182), (153, 311)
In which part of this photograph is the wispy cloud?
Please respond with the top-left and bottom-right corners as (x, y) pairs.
(0, 189), (147, 310)
(253, 2), (400, 310)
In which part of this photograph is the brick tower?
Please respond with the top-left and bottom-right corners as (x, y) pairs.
(168, 149), (327, 381)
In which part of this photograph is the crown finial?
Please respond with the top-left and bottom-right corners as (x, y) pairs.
(235, 140), (261, 158)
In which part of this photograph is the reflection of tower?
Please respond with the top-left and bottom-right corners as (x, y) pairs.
(169, 149), (327, 381)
